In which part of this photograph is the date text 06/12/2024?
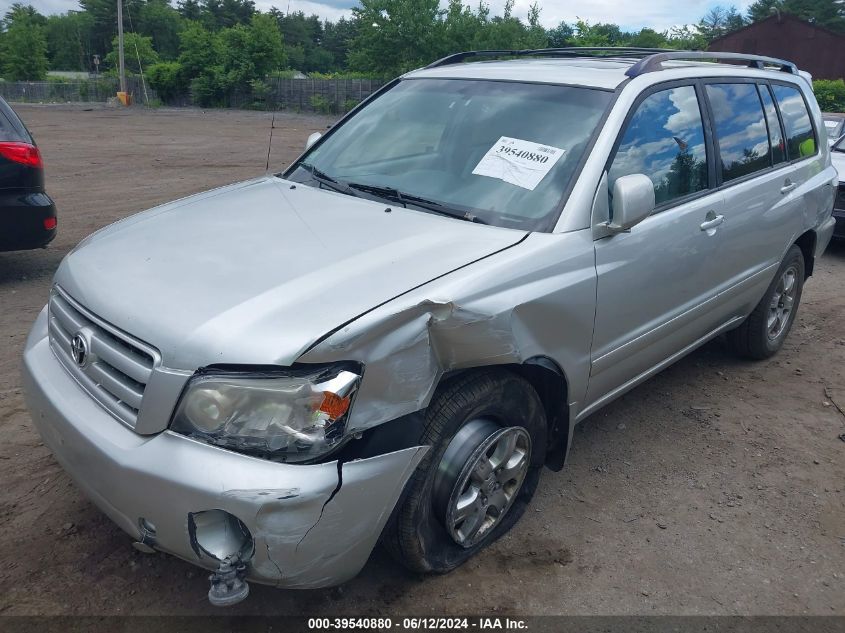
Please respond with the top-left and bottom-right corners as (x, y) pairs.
(307, 617), (529, 630)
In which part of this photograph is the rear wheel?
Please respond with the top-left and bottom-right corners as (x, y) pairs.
(383, 369), (546, 573)
(728, 244), (805, 359)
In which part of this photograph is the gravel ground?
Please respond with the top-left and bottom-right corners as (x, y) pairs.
(0, 104), (843, 617)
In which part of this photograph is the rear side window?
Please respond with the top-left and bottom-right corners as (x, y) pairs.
(609, 85), (708, 206)
(758, 85), (787, 165)
(705, 83), (771, 182)
(771, 84), (816, 160)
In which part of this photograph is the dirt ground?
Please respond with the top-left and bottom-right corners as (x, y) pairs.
(0, 104), (843, 617)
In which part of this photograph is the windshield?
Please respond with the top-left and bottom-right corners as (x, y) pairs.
(833, 134), (845, 153)
(286, 78), (612, 231)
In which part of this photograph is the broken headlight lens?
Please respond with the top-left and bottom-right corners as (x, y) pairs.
(171, 366), (361, 463)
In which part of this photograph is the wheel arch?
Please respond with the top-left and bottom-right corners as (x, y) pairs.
(794, 229), (816, 278)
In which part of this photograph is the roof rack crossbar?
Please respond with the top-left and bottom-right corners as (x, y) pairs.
(625, 51), (797, 77)
(425, 47), (675, 68)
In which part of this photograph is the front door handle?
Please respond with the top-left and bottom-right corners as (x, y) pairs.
(700, 214), (725, 231)
(780, 180), (798, 194)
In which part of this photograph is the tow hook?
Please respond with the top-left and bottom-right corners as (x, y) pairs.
(208, 555), (250, 607)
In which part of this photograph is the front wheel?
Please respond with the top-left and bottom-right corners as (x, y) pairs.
(728, 244), (805, 360)
(383, 369), (547, 573)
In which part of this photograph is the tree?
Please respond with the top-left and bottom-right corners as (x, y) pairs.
(747, 0), (845, 31)
(348, 0), (443, 76)
(178, 20), (223, 78)
(666, 25), (707, 49)
(45, 11), (94, 71)
(78, 0), (144, 59)
(138, 0), (184, 60)
(200, 0), (255, 30)
(147, 60), (184, 100)
(547, 21), (574, 47)
(1, 8), (49, 80)
(697, 5), (746, 42)
(105, 32), (159, 74)
(747, 0), (782, 21)
(441, 0), (484, 53)
(628, 28), (669, 48)
(523, 3), (548, 49)
(177, 0), (202, 21)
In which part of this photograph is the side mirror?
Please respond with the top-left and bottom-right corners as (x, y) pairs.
(609, 174), (655, 232)
(305, 132), (322, 150)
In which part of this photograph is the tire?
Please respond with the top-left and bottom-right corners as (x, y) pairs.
(383, 368), (547, 574)
(727, 244), (805, 360)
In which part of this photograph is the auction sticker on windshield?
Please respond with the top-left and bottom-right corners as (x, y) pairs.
(472, 136), (566, 190)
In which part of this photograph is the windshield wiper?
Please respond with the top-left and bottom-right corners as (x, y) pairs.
(298, 162), (360, 198)
(346, 183), (487, 224)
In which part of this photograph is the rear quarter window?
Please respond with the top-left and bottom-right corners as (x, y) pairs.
(771, 84), (816, 160)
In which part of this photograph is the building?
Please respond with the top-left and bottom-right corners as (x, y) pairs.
(708, 14), (845, 80)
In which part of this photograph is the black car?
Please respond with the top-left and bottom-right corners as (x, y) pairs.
(832, 135), (845, 239)
(0, 97), (56, 251)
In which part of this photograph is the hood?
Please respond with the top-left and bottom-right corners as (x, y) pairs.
(56, 177), (526, 369)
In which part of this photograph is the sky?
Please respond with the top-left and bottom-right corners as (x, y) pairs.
(0, 0), (754, 32)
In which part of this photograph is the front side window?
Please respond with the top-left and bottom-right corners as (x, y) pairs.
(288, 79), (613, 231)
(771, 84), (816, 159)
(608, 85), (708, 206)
(706, 83), (772, 182)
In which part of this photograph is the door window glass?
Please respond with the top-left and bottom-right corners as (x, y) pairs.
(609, 85), (708, 206)
(706, 83), (771, 182)
(771, 84), (816, 159)
(758, 85), (787, 165)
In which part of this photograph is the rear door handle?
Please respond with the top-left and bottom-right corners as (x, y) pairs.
(780, 180), (798, 194)
(700, 214), (725, 231)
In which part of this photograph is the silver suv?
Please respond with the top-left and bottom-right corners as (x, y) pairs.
(23, 49), (837, 605)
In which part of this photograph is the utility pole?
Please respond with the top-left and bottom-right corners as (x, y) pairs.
(117, 0), (127, 95)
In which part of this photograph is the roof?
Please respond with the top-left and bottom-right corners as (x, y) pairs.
(709, 13), (845, 46)
(406, 58), (633, 90)
(405, 54), (805, 91)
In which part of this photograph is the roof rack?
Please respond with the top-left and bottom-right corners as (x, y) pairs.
(425, 47), (673, 68)
(424, 47), (798, 77)
(624, 51), (797, 77)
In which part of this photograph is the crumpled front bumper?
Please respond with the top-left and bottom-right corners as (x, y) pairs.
(22, 307), (426, 589)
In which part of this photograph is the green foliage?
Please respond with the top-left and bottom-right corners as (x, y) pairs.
(697, 5), (746, 42)
(138, 0), (184, 60)
(45, 12), (94, 71)
(178, 21), (223, 78)
(348, 0), (443, 77)
(177, 12), (283, 106)
(343, 98), (360, 112)
(1, 8), (49, 80)
(813, 79), (845, 111)
(105, 32), (159, 74)
(147, 61), (184, 100)
(310, 94), (334, 113)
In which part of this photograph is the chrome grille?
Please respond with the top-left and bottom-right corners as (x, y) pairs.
(48, 286), (159, 429)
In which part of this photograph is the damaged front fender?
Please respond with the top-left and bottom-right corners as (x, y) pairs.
(299, 231), (598, 437)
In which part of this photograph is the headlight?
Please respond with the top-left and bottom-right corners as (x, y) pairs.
(170, 365), (361, 463)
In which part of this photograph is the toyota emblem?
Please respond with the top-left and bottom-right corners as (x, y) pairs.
(71, 333), (89, 367)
